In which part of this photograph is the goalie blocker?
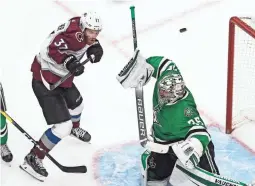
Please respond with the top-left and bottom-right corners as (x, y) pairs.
(116, 49), (154, 89)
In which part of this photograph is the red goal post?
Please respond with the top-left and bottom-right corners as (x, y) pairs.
(226, 16), (255, 134)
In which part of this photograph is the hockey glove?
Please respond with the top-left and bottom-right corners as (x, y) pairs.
(116, 48), (154, 89)
(172, 138), (203, 169)
(64, 55), (84, 76)
(86, 40), (103, 63)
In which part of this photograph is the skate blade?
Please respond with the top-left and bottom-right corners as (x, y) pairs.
(70, 135), (91, 143)
(19, 163), (46, 182)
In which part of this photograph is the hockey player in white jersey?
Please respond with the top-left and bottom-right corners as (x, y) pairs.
(20, 11), (103, 181)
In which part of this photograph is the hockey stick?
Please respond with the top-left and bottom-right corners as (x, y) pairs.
(130, 6), (148, 147)
(0, 110), (87, 173)
(0, 82), (7, 111)
(49, 55), (95, 91)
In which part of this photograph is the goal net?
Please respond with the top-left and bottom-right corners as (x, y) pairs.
(226, 16), (255, 134)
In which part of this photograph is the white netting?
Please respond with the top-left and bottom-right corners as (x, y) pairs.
(232, 17), (255, 129)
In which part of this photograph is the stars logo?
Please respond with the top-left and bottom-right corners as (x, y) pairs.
(184, 107), (194, 117)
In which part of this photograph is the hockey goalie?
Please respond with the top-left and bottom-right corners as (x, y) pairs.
(117, 49), (255, 186)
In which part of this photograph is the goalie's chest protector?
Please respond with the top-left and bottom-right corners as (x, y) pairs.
(152, 88), (204, 142)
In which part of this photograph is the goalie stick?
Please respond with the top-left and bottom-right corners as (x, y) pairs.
(0, 110), (87, 173)
(129, 7), (176, 152)
(130, 6), (148, 147)
(49, 55), (95, 91)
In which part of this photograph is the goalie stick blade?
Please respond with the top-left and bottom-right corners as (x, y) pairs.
(59, 165), (87, 173)
(140, 139), (148, 147)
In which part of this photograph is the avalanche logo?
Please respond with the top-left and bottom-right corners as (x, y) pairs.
(75, 32), (84, 42)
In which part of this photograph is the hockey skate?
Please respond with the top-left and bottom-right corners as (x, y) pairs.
(71, 127), (91, 143)
(20, 152), (48, 182)
(1, 144), (13, 163)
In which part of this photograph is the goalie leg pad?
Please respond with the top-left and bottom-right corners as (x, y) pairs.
(116, 49), (154, 89)
(141, 150), (171, 186)
(199, 141), (219, 174)
(169, 160), (199, 186)
(147, 178), (170, 186)
(170, 160), (245, 186)
(141, 150), (150, 185)
(141, 149), (177, 185)
(141, 151), (170, 186)
(172, 138), (203, 169)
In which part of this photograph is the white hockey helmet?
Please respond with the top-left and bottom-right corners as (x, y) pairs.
(80, 11), (102, 31)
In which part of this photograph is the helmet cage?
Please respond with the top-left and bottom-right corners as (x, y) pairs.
(158, 74), (185, 104)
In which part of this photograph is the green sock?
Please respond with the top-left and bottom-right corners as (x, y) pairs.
(0, 113), (8, 145)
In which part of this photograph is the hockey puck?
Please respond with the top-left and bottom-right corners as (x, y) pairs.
(179, 28), (187, 33)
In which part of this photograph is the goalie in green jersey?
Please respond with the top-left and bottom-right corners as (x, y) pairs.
(117, 49), (254, 186)
(0, 82), (13, 163)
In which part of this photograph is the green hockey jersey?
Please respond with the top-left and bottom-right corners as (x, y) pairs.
(146, 56), (211, 151)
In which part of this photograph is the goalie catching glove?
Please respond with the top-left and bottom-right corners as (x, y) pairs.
(116, 49), (154, 88)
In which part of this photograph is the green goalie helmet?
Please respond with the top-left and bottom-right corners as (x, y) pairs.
(158, 73), (186, 104)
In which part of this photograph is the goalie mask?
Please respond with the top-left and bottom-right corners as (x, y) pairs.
(158, 74), (186, 104)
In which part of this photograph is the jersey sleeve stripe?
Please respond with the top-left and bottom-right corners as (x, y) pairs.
(185, 128), (211, 142)
(157, 58), (171, 78)
(205, 147), (218, 174)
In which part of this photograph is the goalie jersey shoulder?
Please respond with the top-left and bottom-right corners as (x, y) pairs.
(146, 56), (180, 79)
